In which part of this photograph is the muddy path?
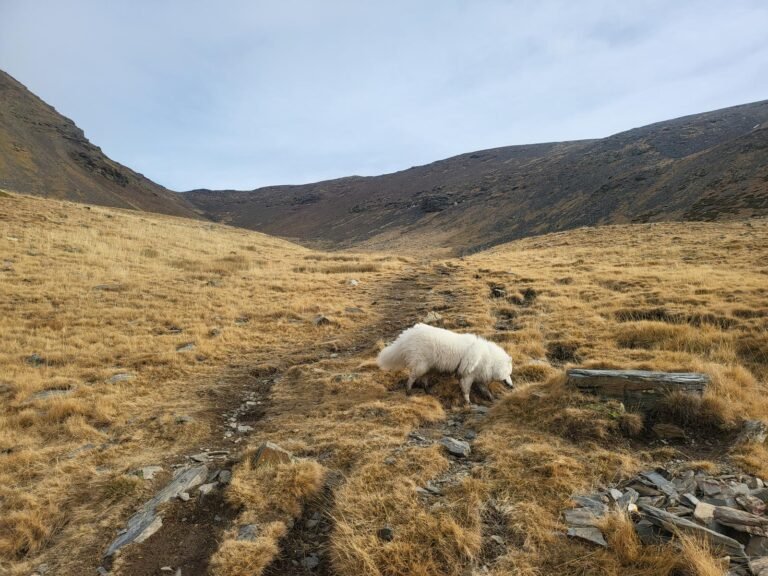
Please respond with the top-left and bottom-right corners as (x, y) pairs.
(111, 260), (473, 576)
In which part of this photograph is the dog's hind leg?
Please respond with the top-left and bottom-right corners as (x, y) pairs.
(406, 363), (429, 396)
(459, 376), (474, 405)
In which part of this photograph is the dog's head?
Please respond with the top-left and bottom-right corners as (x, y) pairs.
(490, 344), (514, 387)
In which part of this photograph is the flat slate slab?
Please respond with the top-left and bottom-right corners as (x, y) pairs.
(104, 465), (208, 558)
(566, 369), (709, 409)
(638, 503), (747, 560)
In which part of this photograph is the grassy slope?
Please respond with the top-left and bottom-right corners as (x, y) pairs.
(0, 191), (409, 574)
(1, 190), (767, 576)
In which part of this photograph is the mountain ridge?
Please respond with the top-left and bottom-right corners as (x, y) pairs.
(0, 69), (199, 219)
(185, 99), (768, 253)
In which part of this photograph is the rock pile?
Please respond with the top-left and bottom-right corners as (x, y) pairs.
(565, 465), (768, 575)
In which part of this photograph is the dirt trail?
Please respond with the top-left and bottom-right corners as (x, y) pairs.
(113, 261), (469, 576)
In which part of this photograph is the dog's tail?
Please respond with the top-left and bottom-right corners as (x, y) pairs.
(376, 339), (407, 371)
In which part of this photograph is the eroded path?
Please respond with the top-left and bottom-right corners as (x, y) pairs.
(111, 260), (492, 576)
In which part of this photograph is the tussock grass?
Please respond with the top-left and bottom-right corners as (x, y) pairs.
(0, 192), (404, 574)
(293, 263), (382, 274)
(2, 191), (766, 576)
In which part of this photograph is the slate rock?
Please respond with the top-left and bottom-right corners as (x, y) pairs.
(681, 493), (700, 507)
(694, 502), (716, 525)
(137, 466), (163, 480)
(198, 482), (217, 496)
(617, 488), (640, 509)
(439, 437), (471, 458)
(639, 503), (747, 559)
(237, 524), (259, 542)
(736, 494), (766, 516)
(176, 342), (196, 352)
(572, 496), (607, 516)
(566, 526), (607, 547)
(653, 423), (687, 440)
(377, 526), (395, 541)
(634, 519), (666, 545)
(490, 286), (507, 299)
(107, 372), (134, 384)
(252, 442), (293, 467)
(301, 555), (320, 570)
(640, 471), (678, 498)
(747, 477), (764, 490)
(751, 557), (768, 576)
(25, 353), (46, 367)
(746, 535), (768, 557)
(698, 479), (723, 497)
(423, 311), (443, 324)
(564, 508), (599, 527)
(104, 465), (208, 557)
(735, 420), (768, 445)
(713, 506), (768, 536)
(30, 388), (72, 401)
(753, 488), (768, 504)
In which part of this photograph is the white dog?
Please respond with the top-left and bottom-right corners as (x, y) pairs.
(377, 323), (513, 404)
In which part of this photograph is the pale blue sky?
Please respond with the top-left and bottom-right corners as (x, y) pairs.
(1, 1), (767, 190)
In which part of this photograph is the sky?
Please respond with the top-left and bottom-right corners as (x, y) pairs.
(1, 1), (767, 191)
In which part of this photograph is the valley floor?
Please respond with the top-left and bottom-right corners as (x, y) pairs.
(1, 191), (767, 576)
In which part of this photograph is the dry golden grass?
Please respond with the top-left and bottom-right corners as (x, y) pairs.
(0, 191), (409, 574)
(2, 190), (767, 576)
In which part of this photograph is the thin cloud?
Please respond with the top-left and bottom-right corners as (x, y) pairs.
(1, 0), (766, 190)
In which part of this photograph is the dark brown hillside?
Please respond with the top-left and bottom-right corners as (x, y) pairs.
(186, 100), (768, 253)
(0, 70), (198, 218)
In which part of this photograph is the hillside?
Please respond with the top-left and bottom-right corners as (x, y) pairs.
(186, 100), (768, 253)
(2, 190), (767, 575)
(0, 70), (198, 218)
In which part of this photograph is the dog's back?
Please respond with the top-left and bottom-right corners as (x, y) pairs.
(378, 323), (476, 373)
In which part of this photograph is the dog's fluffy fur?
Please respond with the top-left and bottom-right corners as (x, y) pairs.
(377, 323), (513, 404)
